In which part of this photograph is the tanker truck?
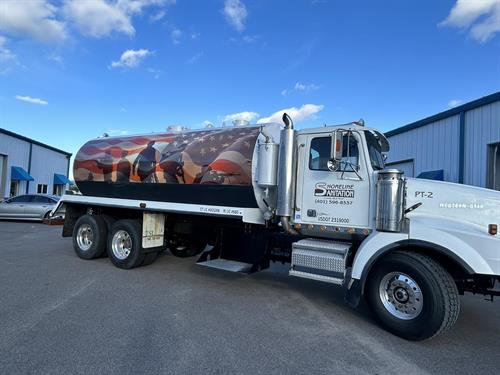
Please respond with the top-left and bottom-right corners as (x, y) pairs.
(52, 113), (500, 340)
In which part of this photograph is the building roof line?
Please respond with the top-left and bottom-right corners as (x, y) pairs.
(0, 128), (72, 157)
(385, 91), (500, 137)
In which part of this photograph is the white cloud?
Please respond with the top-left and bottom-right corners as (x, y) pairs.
(203, 120), (214, 128)
(149, 10), (166, 23)
(448, 99), (463, 108)
(242, 34), (258, 43)
(0, 36), (15, 62)
(64, 0), (174, 38)
(47, 53), (63, 65)
(440, 0), (500, 42)
(106, 129), (129, 136)
(223, 111), (260, 123)
(110, 49), (152, 68)
(188, 51), (204, 64)
(64, 0), (134, 38)
(0, 0), (66, 43)
(147, 67), (162, 79)
(282, 81), (320, 96)
(117, 0), (174, 14)
(223, 0), (247, 32)
(15, 95), (48, 105)
(257, 104), (324, 124)
(171, 28), (182, 44)
(294, 82), (319, 92)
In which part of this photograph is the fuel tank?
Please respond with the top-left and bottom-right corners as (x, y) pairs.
(73, 126), (262, 207)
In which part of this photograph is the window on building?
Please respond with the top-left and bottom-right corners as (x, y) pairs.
(37, 184), (48, 194)
(53, 184), (64, 196)
(309, 136), (359, 171)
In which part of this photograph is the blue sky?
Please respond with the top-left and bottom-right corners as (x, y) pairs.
(0, 0), (499, 160)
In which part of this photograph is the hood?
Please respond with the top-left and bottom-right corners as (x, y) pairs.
(405, 178), (500, 229)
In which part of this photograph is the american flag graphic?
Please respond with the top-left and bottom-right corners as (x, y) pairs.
(73, 126), (261, 186)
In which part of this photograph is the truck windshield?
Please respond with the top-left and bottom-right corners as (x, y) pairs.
(365, 131), (385, 170)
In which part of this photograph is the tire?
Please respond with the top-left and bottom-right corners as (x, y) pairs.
(168, 237), (206, 258)
(101, 214), (115, 232)
(107, 219), (145, 269)
(142, 251), (160, 266)
(72, 214), (107, 260)
(99, 215), (115, 257)
(366, 251), (460, 341)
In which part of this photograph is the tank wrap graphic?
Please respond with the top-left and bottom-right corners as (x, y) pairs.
(73, 127), (261, 207)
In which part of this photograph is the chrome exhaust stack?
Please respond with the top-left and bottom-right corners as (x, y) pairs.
(277, 113), (298, 235)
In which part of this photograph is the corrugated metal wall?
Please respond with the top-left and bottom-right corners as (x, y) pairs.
(0, 132), (70, 198)
(386, 115), (461, 182)
(0, 133), (31, 197)
(387, 98), (500, 188)
(464, 101), (500, 187)
(30, 145), (69, 194)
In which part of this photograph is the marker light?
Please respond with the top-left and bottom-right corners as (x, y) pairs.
(336, 139), (342, 153)
(488, 224), (497, 236)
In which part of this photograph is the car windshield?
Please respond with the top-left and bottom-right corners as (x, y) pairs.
(365, 131), (385, 170)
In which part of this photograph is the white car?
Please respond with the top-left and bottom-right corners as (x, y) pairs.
(0, 194), (62, 221)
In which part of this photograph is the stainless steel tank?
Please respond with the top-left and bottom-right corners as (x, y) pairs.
(376, 169), (405, 232)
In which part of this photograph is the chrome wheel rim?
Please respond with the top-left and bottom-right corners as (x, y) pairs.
(76, 224), (93, 251)
(379, 272), (423, 320)
(111, 230), (132, 260)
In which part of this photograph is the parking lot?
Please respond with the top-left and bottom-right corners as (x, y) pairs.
(0, 221), (498, 374)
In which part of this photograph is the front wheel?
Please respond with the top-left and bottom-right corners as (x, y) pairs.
(366, 251), (460, 341)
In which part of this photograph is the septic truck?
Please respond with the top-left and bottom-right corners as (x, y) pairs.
(53, 113), (500, 340)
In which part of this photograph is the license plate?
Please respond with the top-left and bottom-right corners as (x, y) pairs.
(142, 212), (165, 248)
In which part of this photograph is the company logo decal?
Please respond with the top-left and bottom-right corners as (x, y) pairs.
(314, 182), (355, 198)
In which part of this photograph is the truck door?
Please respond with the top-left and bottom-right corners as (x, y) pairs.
(295, 132), (371, 229)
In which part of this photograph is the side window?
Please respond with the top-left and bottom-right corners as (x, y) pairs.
(309, 137), (331, 171)
(340, 135), (359, 171)
(309, 135), (360, 171)
(9, 195), (31, 203)
(32, 196), (51, 203)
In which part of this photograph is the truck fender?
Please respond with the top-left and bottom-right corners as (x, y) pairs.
(351, 217), (495, 288)
(350, 231), (408, 282)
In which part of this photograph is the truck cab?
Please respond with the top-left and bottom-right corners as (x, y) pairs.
(295, 125), (384, 232)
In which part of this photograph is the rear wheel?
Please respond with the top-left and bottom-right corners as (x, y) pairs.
(107, 219), (145, 269)
(72, 215), (107, 260)
(366, 251), (460, 341)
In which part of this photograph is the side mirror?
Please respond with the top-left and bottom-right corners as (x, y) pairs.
(328, 130), (343, 171)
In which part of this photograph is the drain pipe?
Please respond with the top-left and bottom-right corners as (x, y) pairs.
(277, 113), (298, 235)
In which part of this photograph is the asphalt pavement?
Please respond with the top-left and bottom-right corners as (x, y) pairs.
(0, 221), (499, 375)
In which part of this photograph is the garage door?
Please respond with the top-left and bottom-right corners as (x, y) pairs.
(387, 159), (414, 177)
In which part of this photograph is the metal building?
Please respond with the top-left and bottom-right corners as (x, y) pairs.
(0, 128), (72, 199)
(386, 91), (500, 190)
